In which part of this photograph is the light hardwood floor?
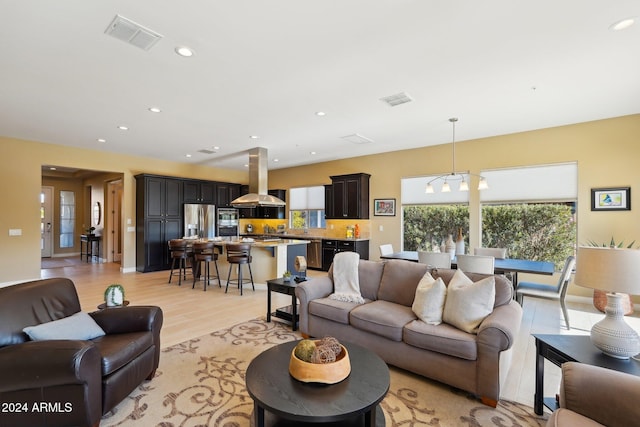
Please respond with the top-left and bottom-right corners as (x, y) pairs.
(40, 258), (640, 412)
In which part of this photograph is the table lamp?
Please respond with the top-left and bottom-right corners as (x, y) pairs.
(574, 246), (640, 359)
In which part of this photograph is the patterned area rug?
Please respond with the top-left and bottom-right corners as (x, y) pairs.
(101, 318), (547, 427)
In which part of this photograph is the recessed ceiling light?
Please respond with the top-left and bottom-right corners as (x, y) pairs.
(175, 46), (194, 57)
(185, 154), (192, 158)
(213, 146), (220, 150)
(249, 135), (259, 139)
(315, 111), (326, 116)
(118, 125), (129, 130)
(310, 151), (316, 155)
(273, 158), (279, 162)
(244, 164), (249, 167)
(49, 167), (56, 171)
(97, 138), (106, 143)
(610, 17), (635, 31)
(148, 107), (161, 113)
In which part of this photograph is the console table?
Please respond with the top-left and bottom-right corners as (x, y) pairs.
(533, 334), (640, 415)
(80, 234), (101, 263)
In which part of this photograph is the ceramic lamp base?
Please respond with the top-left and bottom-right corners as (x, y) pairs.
(590, 293), (640, 359)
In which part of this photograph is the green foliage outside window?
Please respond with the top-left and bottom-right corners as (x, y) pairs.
(482, 204), (576, 269)
(403, 205), (469, 252)
(403, 203), (576, 271)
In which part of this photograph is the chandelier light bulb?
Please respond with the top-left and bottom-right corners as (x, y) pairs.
(441, 181), (451, 192)
(478, 177), (489, 190)
(425, 183), (435, 194)
(459, 179), (469, 192)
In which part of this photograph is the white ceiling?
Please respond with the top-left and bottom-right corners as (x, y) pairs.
(2, 1), (639, 171)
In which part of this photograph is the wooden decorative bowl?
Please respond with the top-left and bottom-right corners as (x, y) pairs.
(289, 343), (351, 384)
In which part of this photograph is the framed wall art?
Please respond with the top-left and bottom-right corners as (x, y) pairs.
(374, 198), (396, 216)
(591, 187), (631, 211)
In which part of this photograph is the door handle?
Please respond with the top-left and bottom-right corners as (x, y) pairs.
(47, 222), (52, 232)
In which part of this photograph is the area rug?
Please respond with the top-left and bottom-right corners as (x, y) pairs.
(101, 318), (547, 427)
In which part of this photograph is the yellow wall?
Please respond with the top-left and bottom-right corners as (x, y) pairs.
(1, 115), (639, 294)
(268, 114), (640, 299)
(0, 137), (247, 283)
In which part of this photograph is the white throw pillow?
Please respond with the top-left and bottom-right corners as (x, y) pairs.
(412, 272), (447, 325)
(23, 311), (106, 341)
(442, 269), (495, 334)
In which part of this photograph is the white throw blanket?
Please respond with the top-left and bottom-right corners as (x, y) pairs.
(329, 251), (364, 304)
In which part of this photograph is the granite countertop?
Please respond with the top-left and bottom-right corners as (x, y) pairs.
(240, 233), (369, 242)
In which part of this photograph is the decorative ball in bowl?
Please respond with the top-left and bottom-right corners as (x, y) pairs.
(289, 337), (351, 384)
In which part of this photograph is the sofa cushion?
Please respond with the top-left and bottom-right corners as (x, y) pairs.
(412, 273), (447, 325)
(91, 331), (153, 376)
(23, 311), (106, 341)
(403, 320), (478, 360)
(309, 297), (372, 325)
(442, 269), (495, 334)
(377, 260), (429, 307)
(546, 408), (606, 427)
(432, 269), (513, 308)
(350, 300), (417, 341)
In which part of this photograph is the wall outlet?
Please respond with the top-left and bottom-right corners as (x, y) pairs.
(9, 228), (22, 236)
(127, 226), (136, 232)
(379, 225), (384, 232)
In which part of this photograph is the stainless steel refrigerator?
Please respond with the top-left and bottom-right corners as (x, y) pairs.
(184, 204), (216, 238)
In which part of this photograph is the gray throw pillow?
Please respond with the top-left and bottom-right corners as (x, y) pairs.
(23, 311), (106, 341)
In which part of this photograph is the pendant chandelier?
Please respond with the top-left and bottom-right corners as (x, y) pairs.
(425, 118), (488, 194)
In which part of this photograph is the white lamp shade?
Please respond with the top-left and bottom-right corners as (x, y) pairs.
(575, 246), (640, 294)
(441, 181), (451, 192)
(458, 179), (469, 191)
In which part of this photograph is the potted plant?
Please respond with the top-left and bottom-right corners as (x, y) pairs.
(282, 271), (293, 282)
(104, 284), (125, 307)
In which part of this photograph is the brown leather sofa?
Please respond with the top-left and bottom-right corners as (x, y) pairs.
(547, 362), (640, 427)
(0, 278), (163, 427)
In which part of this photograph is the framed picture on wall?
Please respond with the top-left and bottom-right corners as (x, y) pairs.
(591, 187), (631, 211)
(374, 198), (396, 216)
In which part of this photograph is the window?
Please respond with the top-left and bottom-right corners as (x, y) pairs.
(401, 175), (470, 251)
(480, 163), (578, 269)
(289, 186), (325, 229)
(60, 190), (75, 248)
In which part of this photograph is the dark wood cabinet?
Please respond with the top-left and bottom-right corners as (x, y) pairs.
(216, 183), (243, 208)
(326, 173), (370, 219)
(183, 180), (216, 203)
(136, 175), (183, 272)
(321, 239), (369, 271)
(261, 189), (286, 219)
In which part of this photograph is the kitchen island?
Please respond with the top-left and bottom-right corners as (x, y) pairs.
(210, 238), (310, 284)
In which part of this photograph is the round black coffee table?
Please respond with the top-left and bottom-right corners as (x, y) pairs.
(246, 340), (389, 427)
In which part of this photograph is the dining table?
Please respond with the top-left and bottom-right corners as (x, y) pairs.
(380, 251), (555, 287)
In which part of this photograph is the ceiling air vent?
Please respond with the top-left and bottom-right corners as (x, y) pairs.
(104, 15), (163, 51)
(197, 149), (217, 155)
(380, 92), (413, 107)
(341, 133), (374, 144)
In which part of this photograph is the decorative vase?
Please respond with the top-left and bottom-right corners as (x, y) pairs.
(445, 234), (456, 260)
(105, 284), (124, 307)
(455, 228), (465, 255)
(440, 239), (446, 254)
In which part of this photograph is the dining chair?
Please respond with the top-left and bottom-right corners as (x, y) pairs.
(474, 247), (507, 259)
(379, 244), (394, 256)
(516, 255), (575, 330)
(455, 254), (495, 274)
(417, 251), (451, 268)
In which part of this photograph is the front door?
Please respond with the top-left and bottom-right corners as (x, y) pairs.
(41, 186), (53, 257)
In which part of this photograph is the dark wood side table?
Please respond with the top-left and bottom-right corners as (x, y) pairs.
(246, 340), (389, 427)
(80, 234), (101, 263)
(266, 277), (299, 331)
(97, 300), (130, 310)
(533, 334), (640, 415)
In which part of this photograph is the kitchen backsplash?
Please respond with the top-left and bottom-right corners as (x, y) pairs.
(239, 218), (370, 239)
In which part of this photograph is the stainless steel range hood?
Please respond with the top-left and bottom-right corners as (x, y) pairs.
(231, 147), (286, 207)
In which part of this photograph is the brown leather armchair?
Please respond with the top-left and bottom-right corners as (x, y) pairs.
(0, 278), (163, 427)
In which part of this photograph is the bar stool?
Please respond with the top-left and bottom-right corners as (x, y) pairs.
(192, 241), (221, 291)
(225, 243), (254, 295)
(168, 239), (190, 285)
